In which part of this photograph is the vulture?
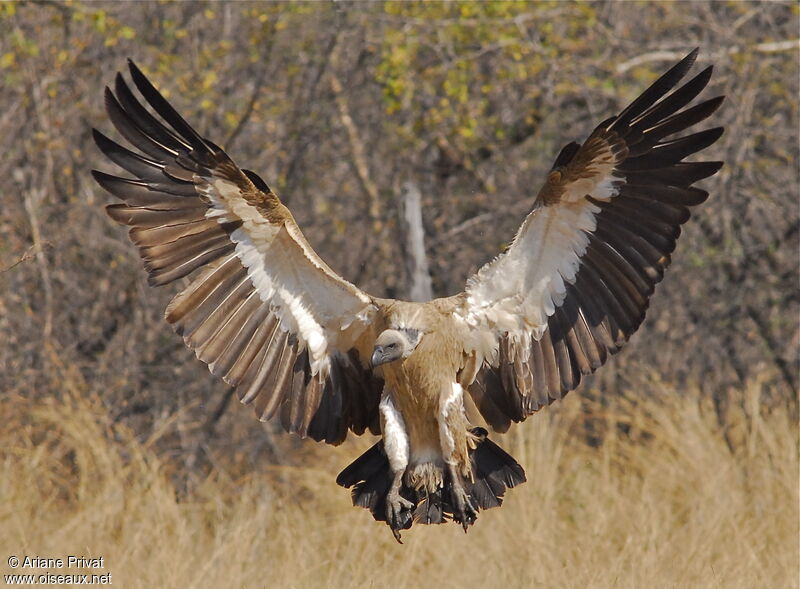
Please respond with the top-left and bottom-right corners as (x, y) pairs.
(93, 49), (723, 542)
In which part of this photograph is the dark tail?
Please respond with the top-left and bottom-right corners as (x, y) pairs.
(336, 428), (526, 531)
(464, 427), (527, 511)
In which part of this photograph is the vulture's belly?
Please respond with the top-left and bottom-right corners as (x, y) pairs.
(392, 385), (442, 464)
(383, 334), (463, 465)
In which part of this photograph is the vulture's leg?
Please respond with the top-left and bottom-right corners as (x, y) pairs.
(386, 471), (413, 542)
(379, 394), (413, 542)
(439, 383), (477, 531)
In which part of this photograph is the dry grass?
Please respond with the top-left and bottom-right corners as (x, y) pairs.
(2, 369), (796, 589)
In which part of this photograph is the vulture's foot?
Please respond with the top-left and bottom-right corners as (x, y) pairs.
(451, 486), (478, 532)
(448, 464), (478, 532)
(385, 490), (414, 543)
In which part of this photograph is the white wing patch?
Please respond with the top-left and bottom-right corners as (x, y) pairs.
(460, 172), (622, 362)
(199, 176), (375, 375)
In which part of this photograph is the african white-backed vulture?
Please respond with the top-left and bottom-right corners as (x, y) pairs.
(93, 49), (723, 542)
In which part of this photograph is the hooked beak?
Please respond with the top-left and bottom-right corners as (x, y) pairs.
(371, 346), (389, 368)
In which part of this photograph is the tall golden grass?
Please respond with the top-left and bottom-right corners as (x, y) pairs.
(2, 367), (796, 588)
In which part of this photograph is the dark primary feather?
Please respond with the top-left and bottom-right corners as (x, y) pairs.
(608, 48), (698, 134)
(114, 73), (188, 153)
(470, 49), (724, 427)
(126, 60), (215, 160)
(92, 129), (166, 182)
(626, 66), (714, 140)
(104, 88), (176, 162)
(94, 61), (381, 445)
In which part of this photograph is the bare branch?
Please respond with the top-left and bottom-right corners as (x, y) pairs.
(0, 243), (48, 273)
(329, 71), (383, 228)
(398, 181), (433, 301)
(615, 40), (800, 73)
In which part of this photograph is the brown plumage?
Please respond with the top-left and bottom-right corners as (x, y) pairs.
(93, 49), (723, 542)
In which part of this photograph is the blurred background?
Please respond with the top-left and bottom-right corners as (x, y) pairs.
(0, 2), (797, 587)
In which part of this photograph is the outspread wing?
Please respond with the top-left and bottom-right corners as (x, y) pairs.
(93, 61), (382, 444)
(456, 49), (724, 432)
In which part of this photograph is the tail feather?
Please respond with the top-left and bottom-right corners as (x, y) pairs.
(412, 489), (445, 525)
(335, 441), (392, 515)
(336, 428), (526, 531)
(468, 427), (527, 505)
(335, 440), (386, 488)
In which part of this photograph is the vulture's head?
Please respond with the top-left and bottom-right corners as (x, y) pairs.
(371, 328), (423, 368)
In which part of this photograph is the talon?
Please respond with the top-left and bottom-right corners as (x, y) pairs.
(391, 527), (403, 544)
(452, 487), (478, 531)
(386, 491), (414, 543)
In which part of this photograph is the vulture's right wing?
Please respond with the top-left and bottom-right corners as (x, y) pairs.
(93, 61), (382, 444)
(456, 49), (724, 432)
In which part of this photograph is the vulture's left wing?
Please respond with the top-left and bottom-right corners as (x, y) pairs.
(456, 49), (723, 432)
(93, 61), (382, 444)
